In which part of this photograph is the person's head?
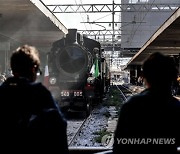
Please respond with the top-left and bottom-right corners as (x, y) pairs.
(142, 52), (178, 90)
(10, 45), (40, 82)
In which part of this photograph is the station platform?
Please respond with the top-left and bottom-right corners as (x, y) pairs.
(122, 83), (180, 101)
(128, 85), (145, 94)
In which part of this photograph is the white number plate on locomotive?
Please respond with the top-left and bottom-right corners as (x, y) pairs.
(61, 90), (70, 96)
(74, 91), (83, 96)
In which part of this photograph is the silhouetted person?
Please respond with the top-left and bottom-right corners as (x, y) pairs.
(113, 52), (180, 154)
(0, 45), (68, 154)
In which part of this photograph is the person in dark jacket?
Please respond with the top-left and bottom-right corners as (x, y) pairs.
(0, 45), (68, 154)
(113, 52), (180, 154)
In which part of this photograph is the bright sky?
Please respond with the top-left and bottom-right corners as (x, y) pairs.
(41, 0), (121, 31)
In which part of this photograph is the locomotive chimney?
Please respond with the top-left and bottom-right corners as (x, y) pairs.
(80, 33), (84, 46)
(66, 29), (78, 44)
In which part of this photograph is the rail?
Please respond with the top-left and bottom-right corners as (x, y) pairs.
(115, 84), (127, 101)
(68, 110), (95, 146)
(68, 118), (87, 146)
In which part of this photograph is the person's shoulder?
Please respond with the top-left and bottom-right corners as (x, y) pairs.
(30, 82), (44, 88)
(120, 89), (152, 114)
(171, 96), (180, 108)
(0, 84), (3, 92)
(30, 82), (50, 93)
(29, 82), (54, 103)
(125, 89), (149, 105)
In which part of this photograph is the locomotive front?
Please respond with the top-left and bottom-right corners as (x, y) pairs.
(48, 29), (92, 111)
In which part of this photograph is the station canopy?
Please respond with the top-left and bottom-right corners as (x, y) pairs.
(126, 7), (180, 68)
(0, 0), (68, 52)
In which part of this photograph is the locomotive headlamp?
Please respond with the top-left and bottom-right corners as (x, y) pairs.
(87, 76), (95, 84)
(49, 77), (57, 85)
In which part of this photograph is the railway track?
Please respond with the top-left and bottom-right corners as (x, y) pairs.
(114, 84), (134, 102)
(67, 105), (109, 147)
(68, 119), (86, 146)
(67, 111), (94, 146)
(67, 84), (139, 148)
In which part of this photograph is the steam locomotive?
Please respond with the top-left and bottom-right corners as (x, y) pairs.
(47, 29), (110, 115)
